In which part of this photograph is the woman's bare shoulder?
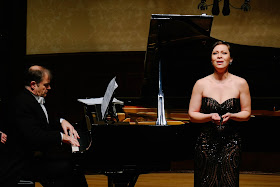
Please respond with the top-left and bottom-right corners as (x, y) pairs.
(196, 75), (212, 84)
(231, 74), (248, 86)
(193, 75), (212, 92)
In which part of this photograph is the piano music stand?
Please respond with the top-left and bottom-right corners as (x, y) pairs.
(103, 93), (119, 124)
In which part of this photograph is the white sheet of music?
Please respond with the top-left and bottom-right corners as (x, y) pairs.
(78, 97), (103, 105)
(77, 97), (123, 106)
(101, 77), (118, 119)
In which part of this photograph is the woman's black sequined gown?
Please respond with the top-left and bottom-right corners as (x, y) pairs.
(194, 97), (241, 187)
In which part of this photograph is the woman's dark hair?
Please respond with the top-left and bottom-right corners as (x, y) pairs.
(211, 40), (233, 57)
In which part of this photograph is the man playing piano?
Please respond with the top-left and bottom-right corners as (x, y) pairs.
(0, 65), (87, 186)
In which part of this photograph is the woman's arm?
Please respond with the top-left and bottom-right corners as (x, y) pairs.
(188, 80), (220, 124)
(222, 78), (251, 124)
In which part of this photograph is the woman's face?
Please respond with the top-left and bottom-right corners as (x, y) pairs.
(211, 44), (232, 70)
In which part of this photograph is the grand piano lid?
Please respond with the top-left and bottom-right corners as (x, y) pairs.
(141, 14), (280, 110)
(141, 14), (217, 108)
(145, 14), (213, 49)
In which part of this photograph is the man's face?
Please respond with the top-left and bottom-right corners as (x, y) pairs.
(33, 73), (51, 97)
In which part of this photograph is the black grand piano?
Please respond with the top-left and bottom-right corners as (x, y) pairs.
(74, 14), (280, 187)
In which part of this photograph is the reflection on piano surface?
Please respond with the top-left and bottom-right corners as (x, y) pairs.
(74, 14), (280, 186)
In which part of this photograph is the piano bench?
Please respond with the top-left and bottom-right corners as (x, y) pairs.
(17, 180), (35, 186)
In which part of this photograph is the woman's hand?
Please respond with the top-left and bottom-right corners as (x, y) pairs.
(222, 113), (232, 125)
(211, 113), (232, 126)
(211, 113), (221, 125)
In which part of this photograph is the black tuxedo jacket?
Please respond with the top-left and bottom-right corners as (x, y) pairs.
(0, 89), (64, 183)
(10, 89), (62, 152)
(0, 88), (80, 185)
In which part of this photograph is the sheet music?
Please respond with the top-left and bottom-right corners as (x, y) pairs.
(78, 97), (103, 105)
(77, 77), (120, 121)
(77, 97), (123, 105)
(101, 77), (118, 119)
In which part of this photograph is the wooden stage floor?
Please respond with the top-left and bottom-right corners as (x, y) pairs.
(36, 172), (280, 187)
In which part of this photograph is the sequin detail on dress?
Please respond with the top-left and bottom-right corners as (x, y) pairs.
(194, 97), (241, 187)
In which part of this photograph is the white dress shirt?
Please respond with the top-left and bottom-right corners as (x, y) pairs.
(29, 90), (63, 141)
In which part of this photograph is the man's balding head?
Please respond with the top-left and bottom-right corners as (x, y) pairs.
(24, 65), (52, 87)
(24, 65), (52, 97)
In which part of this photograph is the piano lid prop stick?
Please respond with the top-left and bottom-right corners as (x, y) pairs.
(156, 57), (167, 126)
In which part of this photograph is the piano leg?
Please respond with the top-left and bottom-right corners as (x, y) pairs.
(107, 173), (139, 187)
